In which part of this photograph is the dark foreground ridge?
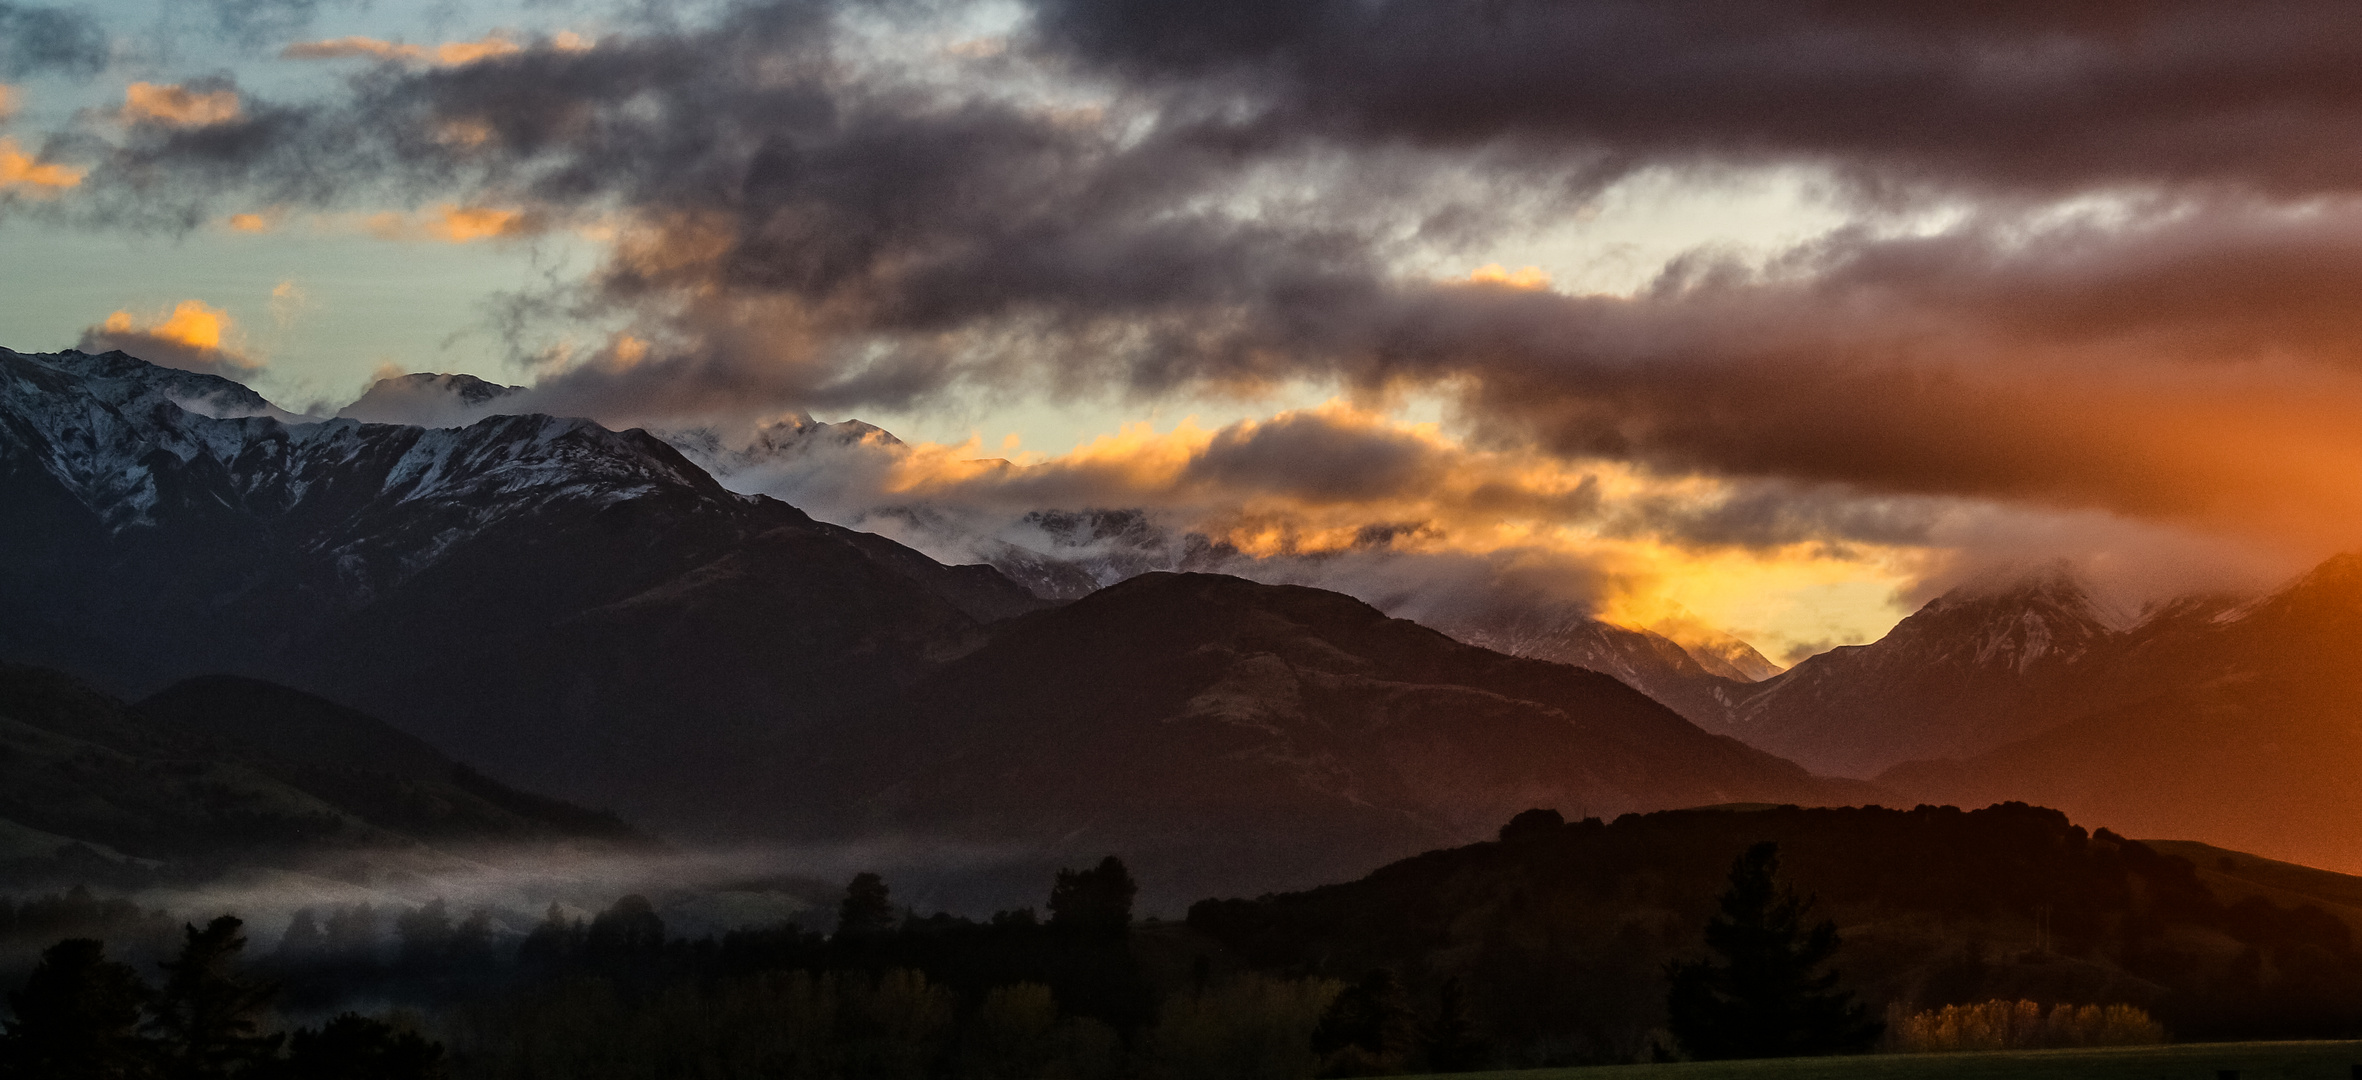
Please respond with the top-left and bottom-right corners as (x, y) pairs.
(1190, 802), (2362, 1059)
(0, 662), (643, 885)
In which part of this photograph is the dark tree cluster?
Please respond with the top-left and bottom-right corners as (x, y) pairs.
(1665, 842), (1880, 1059)
(1189, 802), (2362, 1064)
(0, 915), (442, 1079)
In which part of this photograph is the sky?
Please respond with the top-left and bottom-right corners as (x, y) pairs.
(6, 0), (2360, 661)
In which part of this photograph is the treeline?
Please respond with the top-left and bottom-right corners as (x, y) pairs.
(1188, 803), (2362, 1059)
(0, 857), (1491, 1079)
(1, 915), (441, 1079)
(13, 804), (2362, 1075)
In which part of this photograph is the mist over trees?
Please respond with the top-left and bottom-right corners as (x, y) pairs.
(10, 809), (2362, 1076)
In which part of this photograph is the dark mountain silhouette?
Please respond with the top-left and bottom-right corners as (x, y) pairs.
(820, 573), (1883, 903)
(1188, 803), (2362, 1059)
(0, 347), (1044, 826)
(1882, 554), (2362, 874)
(0, 663), (638, 874)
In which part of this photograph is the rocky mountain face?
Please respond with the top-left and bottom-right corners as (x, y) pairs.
(1703, 567), (2138, 776)
(0, 348), (1044, 825)
(1882, 554), (2362, 874)
(815, 572), (1883, 903)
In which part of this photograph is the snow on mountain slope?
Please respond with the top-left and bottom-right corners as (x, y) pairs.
(0, 347), (1048, 823)
(1709, 565), (2141, 776)
(1879, 551), (2362, 874)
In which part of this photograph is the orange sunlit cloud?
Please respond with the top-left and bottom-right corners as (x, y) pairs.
(1465, 264), (1553, 290)
(363, 204), (534, 243)
(707, 399), (1918, 656)
(226, 206), (291, 233)
(121, 83), (242, 128)
(282, 31), (589, 66)
(80, 300), (264, 377)
(0, 137), (81, 192)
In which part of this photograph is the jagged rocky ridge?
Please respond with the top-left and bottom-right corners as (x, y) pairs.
(0, 347), (1045, 825)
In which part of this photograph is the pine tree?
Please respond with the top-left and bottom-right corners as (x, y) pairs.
(149, 916), (283, 1079)
(1665, 842), (1881, 1060)
(837, 873), (897, 938)
(1, 937), (158, 1079)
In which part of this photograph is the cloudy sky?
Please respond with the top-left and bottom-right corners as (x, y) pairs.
(6, 0), (2358, 660)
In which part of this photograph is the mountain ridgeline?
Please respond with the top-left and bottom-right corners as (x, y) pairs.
(0, 664), (638, 881)
(0, 348), (1872, 904)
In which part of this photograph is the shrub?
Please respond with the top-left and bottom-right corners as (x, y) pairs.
(1885, 1000), (2165, 1052)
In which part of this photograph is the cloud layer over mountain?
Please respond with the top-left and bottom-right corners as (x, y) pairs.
(16, 0), (2362, 645)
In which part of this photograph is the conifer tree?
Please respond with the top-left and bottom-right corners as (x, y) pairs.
(1666, 842), (1880, 1059)
(1, 937), (157, 1079)
(837, 873), (897, 938)
(148, 916), (283, 1079)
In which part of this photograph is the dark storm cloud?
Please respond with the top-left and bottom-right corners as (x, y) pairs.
(0, 2), (108, 77)
(1180, 408), (1441, 501)
(1030, 0), (2362, 197)
(45, 0), (2362, 551)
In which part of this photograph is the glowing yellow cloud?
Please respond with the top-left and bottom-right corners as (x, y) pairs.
(362, 204), (532, 243)
(108, 301), (226, 351)
(282, 33), (528, 66)
(805, 399), (1915, 657)
(83, 300), (265, 376)
(122, 83), (242, 128)
(225, 205), (291, 233)
(0, 137), (81, 192)
(1466, 264), (1553, 290)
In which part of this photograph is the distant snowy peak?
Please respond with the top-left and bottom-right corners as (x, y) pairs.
(1870, 565), (2128, 676)
(339, 371), (528, 428)
(2, 347), (725, 545)
(660, 413), (904, 489)
(7, 348), (310, 424)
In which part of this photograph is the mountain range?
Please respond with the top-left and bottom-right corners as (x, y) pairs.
(0, 348), (1873, 904)
(17, 347), (2362, 886)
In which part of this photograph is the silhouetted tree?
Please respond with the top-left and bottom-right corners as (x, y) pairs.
(838, 873), (897, 938)
(1422, 978), (1486, 1073)
(321, 905), (379, 969)
(1498, 808), (1565, 843)
(447, 909), (495, 973)
(1, 937), (157, 1079)
(584, 896), (666, 984)
(1312, 969), (1417, 1076)
(149, 916), (283, 1079)
(1666, 842), (1880, 1059)
(1048, 857), (1137, 934)
(394, 901), (454, 973)
(284, 1014), (445, 1080)
(270, 911), (322, 964)
(516, 904), (581, 976)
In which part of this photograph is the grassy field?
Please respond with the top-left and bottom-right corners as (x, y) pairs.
(1411, 1041), (2362, 1080)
